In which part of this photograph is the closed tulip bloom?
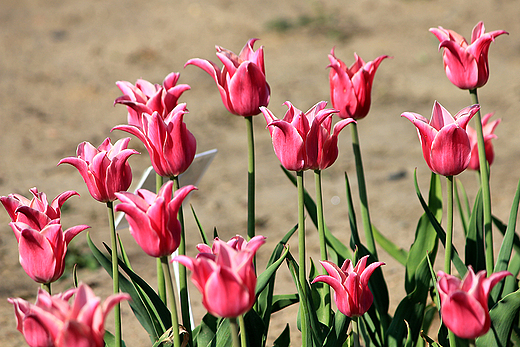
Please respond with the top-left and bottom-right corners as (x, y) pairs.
(8, 283), (130, 347)
(437, 267), (511, 339)
(173, 235), (266, 318)
(261, 101), (355, 171)
(58, 137), (139, 203)
(328, 49), (389, 120)
(115, 72), (191, 127)
(312, 255), (384, 317)
(402, 101), (480, 176)
(467, 112), (501, 171)
(430, 22), (508, 90)
(185, 38), (270, 117)
(113, 104), (196, 178)
(115, 181), (197, 258)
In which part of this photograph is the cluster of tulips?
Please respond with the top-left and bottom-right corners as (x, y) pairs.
(3, 20), (520, 347)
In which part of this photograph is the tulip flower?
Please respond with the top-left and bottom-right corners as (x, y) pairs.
(173, 235), (266, 318)
(115, 72), (191, 127)
(328, 48), (389, 120)
(113, 104), (196, 178)
(261, 101), (355, 171)
(185, 38), (270, 117)
(402, 101), (480, 176)
(58, 137), (139, 203)
(430, 22), (508, 90)
(312, 255), (384, 317)
(8, 283), (130, 347)
(467, 112), (501, 171)
(114, 181), (197, 258)
(437, 267), (511, 339)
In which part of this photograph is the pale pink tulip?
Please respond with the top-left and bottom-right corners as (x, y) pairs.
(467, 112), (501, 171)
(430, 22), (508, 90)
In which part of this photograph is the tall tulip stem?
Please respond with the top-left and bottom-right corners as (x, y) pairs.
(239, 315), (247, 347)
(297, 170), (308, 346)
(161, 256), (181, 347)
(230, 317), (241, 347)
(156, 174), (166, 304)
(445, 176), (454, 275)
(350, 123), (377, 259)
(469, 88), (493, 274)
(172, 176), (192, 343)
(314, 169), (331, 325)
(41, 283), (51, 295)
(352, 316), (360, 347)
(106, 201), (122, 347)
(246, 116), (256, 242)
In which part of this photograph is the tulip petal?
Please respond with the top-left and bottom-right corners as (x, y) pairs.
(441, 290), (489, 339)
(430, 124), (471, 176)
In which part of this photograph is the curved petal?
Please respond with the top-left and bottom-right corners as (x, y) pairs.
(268, 120), (305, 171)
(430, 124), (471, 176)
(441, 290), (489, 339)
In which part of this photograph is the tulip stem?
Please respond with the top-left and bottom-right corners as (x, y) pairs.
(156, 174), (166, 304)
(469, 88), (494, 274)
(172, 175), (193, 345)
(230, 317), (241, 347)
(41, 283), (51, 295)
(352, 316), (360, 347)
(297, 170), (308, 346)
(238, 315), (247, 347)
(246, 116), (256, 242)
(107, 201), (122, 347)
(350, 123), (377, 259)
(445, 176), (454, 275)
(314, 169), (331, 326)
(161, 256), (181, 347)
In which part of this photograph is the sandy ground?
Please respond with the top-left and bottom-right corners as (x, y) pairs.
(2, 0), (520, 345)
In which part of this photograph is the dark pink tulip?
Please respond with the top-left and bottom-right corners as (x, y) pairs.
(467, 112), (501, 171)
(113, 104), (196, 177)
(115, 181), (197, 258)
(430, 22), (508, 90)
(58, 137), (139, 202)
(328, 48), (389, 120)
(185, 38), (270, 117)
(261, 101), (355, 171)
(8, 283), (130, 347)
(437, 267), (510, 339)
(402, 101), (480, 176)
(115, 72), (191, 127)
(173, 235), (266, 318)
(312, 255), (384, 317)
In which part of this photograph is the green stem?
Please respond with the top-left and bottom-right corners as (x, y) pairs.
(448, 330), (458, 347)
(445, 176), (454, 275)
(41, 283), (51, 295)
(350, 123), (377, 259)
(172, 176), (192, 346)
(297, 170), (308, 346)
(469, 88), (493, 274)
(156, 174), (166, 304)
(161, 256), (181, 347)
(107, 201), (122, 347)
(238, 315), (247, 347)
(352, 316), (360, 347)
(246, 116), (256, 243)
(230, 317), (241, 347)
(314, 169), (330, 326)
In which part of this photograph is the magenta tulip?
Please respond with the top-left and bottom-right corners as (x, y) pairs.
(115, 181), (196, 257)
(437, 267), (511, 339)
(402, 101), (480, 176)
(173, 235), (266, 318)
(115, 72), (191, 127)
(261, 101), (355, 171)
(185, 38), (270, 117)
(58, 137), (138, 202)
(328, 49), (389, 120)
(467, 112), (501, 171)
(430, 22), (508, 90)
(113, 104), (196, 178)
(8, 283), (130, 347)
(312, 255), (384, 317)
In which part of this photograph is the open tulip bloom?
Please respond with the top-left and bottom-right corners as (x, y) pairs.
(467, 112), (501, 171)
(402, 101), (480, 176)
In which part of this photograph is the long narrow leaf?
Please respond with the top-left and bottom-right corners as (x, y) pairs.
(372, 225), (407, 266)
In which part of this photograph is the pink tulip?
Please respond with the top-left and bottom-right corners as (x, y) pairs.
(261, 101), (355, 171)
(8, 283), (130, 347)
(112, 104), (196, 177)
(328, 48), (389, 120)
(114, 181), (197, 258)
(467, 112), (501, 171)
(430, 22), (508, 90)
(115, 72), (191, 127)
(185, 38), (270, 117)
(437, 267), (511, 339)
(402, 101), (480, 176)
(173, 235), (266, 318)
(312, 255), (384, 317)
(58, 137), (139, 202)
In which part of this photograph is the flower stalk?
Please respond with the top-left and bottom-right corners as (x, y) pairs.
(107, 201), (122, 347)
(161, 256), (181, 347)
(445, 176), (454, 275)
(297, 170), (308, 346)
(230, 317), (241, 347)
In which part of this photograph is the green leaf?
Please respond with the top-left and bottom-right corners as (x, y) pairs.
(195, 314), (218, 347)
(271, 294), (299, 313)
(323, 312), (350, 347)
(191, 204), (209, 245)
(454, 177), (470, 235)
(243, 310), (265, 347)
(372, 225), (408, 266)
(213, 318), (232, 347)
(255, 244), (289, 296)
(419, 332), (442, 347)
(104, 331), (127, 347)
(465, 188), (486, 272)
(272, 324), (291, 347)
